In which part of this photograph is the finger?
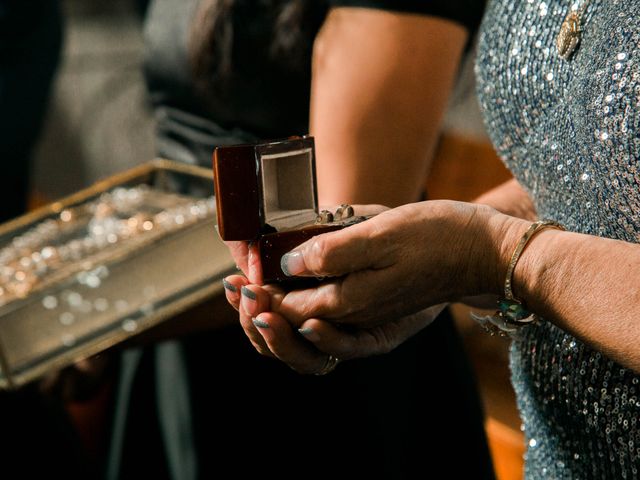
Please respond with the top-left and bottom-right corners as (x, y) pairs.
(224, 241), (249, 276)
(276, 270), (397, 327)
(238, 303), (274, 358)
(247, 241), (263, 284)
(238, 284), (274, 357)
(297, 319), (380, 360)
(279, 215), (393, 278)
(222, 275), (249, 311)
(252, 312), (329, 374)
(240, 284), (270, 318)
(274, 279), (353, 327)
(298, 307), (443, 360)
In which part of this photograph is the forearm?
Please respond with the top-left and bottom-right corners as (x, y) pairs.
(495, 219), (640, 372)
(474, 178), (538, 221)
(310, 8), (468, 207)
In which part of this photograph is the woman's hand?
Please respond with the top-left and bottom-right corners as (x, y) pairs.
(222, 205), (387, 285)
(222, 199), (522, 372)
(223, 275), (444, 373)
(275, 200), (520, 329)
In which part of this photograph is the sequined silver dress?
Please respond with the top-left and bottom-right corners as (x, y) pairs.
(476, 0), (640, 477)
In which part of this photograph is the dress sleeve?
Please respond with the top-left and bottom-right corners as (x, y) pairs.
(328, 0), (487, 36)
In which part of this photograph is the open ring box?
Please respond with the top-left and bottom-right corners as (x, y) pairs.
(213, 135), (364, 283)
(0, 160), (236, 389)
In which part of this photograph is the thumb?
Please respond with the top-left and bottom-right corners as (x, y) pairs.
(279, 219), (386, 278)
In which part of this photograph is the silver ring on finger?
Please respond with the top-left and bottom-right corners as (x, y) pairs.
(314, 354), (340, 376)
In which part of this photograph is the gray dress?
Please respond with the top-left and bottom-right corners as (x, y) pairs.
(476, 0), (640, 477)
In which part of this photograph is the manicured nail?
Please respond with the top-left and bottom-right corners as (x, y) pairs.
(241, 286), (257, 300)
(222, 278), (237, 293)
(298, 327), (320, 342)
(253, 318), (270, 329)
(281, 251), (305, 277)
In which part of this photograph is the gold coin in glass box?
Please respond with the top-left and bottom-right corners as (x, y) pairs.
(0, 160), (235, 389)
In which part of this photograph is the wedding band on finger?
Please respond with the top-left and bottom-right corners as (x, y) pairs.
(314, 354), (340, 376)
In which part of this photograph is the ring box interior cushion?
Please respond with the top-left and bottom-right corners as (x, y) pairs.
(213, 136), (351, 282)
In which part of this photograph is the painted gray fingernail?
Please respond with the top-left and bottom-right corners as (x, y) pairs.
(253, 318), (270, 329)
(281, 251), (305, 277)
(298, 327), (320, 342)
(222, 279), (237, 293)
(241, 286), (257, 300)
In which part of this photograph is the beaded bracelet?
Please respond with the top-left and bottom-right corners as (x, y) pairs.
(472, 219), (565, 335)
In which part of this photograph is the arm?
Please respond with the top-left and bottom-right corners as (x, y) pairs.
(514, 223), (640, 371)
(310, 7), (468, 207)
(474, 178), (538, 221)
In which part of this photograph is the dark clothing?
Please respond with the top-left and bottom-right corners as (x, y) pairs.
(119, 312), (495, 480)
(0, 4), (91, 477)
(143, 0), (486, 166)
(114, 2), (495, 479)
(0, 386), (96, 479)
(0, 0), (62, 221)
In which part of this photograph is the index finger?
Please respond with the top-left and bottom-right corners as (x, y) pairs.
(224, 240), (263, 284)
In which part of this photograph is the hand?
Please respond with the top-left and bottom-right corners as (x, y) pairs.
(222, 204), (388, 285)
(275, 200), (513, 329)
(223, 275), (445, 373)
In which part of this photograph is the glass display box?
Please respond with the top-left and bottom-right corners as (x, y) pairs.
(0, 160), (235, 389)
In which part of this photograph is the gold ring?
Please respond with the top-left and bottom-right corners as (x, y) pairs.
(314, 354), (340, 376)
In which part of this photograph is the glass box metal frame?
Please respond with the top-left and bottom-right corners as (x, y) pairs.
(0, 160), (235, 389)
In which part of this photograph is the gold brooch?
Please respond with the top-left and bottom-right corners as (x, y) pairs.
(557, 10), (583, 60)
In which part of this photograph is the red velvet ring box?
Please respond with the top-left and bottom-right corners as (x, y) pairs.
(213, 136), (356, 283)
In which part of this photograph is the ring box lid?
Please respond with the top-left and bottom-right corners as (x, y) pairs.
(213, 136), (319, 240)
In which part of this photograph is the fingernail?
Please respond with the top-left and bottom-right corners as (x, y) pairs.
(281, 251), (305, 277)
(241, 286), (256, 300)
(298, 327), (320, 342)
(253, 317), (270, 329)
(222, 278), (237, 293)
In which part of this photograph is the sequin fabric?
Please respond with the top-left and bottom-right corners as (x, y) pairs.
(476, 0), (640, 477)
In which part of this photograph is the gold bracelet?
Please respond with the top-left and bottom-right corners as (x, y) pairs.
(472, 219), (565, 335)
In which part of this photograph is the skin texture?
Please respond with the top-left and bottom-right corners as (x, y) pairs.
(224, 7), (469, 372)
(310, 8), (468, 207)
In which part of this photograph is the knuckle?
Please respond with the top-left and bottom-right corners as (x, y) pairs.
(308, 236), (333, 274)
(319, 280), (353, 317)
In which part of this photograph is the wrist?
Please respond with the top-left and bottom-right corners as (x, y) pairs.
(468, 213), (567, 335)
(472, 208), (532, 298)
(511, 227), (567, 313)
